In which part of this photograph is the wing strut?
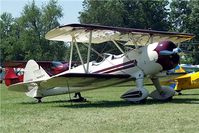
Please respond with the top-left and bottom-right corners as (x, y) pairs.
(112, 39), (125, 54)
(74, 37), (87, 72)
(69, 37), (74, 70)
(86, 31), (92, 73)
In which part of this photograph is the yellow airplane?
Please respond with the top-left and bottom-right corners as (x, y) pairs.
(161, 65), (199, 95)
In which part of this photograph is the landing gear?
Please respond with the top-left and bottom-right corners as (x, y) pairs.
(121, 71), (149, 103)
(150, 78), (175, 101)
(73, 92), (86, 102)
(121, 87), (149, 103)
(176, 90), (182, 95)
(150, 87), (174, 101)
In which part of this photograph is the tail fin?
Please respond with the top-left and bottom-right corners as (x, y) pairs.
(24, 60), (50, 83)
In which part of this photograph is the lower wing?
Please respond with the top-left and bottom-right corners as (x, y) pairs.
(8, 73), (134, 92)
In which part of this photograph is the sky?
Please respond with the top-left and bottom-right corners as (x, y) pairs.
(0, 0), (84, 25)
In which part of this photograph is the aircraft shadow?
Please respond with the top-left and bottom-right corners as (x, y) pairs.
(177, 93), (199, 96)
(54, 98), (199, 108)
(20, 97), (199, 107)
(55, 100), (139, 108)
(20, 100), (65, 104)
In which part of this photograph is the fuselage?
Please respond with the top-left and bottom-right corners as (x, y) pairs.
(65, 41), (179, 78)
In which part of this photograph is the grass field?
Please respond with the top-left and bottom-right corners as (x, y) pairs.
(1, 84), (199, 133)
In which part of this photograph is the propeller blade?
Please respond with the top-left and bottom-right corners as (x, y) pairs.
(173, 48), (182, 54)
(159, 50), (174, 55)
(160, 48), (182, 56)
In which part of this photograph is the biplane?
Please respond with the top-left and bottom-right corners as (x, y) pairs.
(161, 65), (199, 95)
(7, 24), (194, 103)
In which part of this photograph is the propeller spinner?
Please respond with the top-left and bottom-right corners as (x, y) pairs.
(154, 41), (180, 70)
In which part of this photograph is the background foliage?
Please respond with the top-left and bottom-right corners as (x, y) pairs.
(0, 0), (198, 64)
(0, 0), (66, 63)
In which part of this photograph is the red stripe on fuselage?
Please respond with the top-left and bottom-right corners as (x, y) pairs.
(104, 63), (136, 74)
(93, 60), (137, 74)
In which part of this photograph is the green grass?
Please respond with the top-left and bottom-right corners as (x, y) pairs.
(1, 84), (199, 133)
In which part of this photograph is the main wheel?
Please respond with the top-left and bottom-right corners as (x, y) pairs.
(121, 88), (149, 103)
(150, 86), (175, 101)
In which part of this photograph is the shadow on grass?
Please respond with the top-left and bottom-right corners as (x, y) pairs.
(37, 98), (196, 108)
(20, 99), (154, 107)
(58, 98), (199, 108)
(19, 96), (199, 108)
(20, 99), (77, 104)
(169, 98), (199, 104)
(57, 100), (133, 108)
(176, 93), (199, 96)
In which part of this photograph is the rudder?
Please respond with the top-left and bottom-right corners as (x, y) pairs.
(24, 60), (50, 83)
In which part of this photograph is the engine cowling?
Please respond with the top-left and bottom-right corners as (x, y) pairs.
(154, 41), (180, 70)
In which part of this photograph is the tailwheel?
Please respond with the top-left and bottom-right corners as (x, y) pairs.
(35, 97), (42, 103)
(149, 86), (175, 101)
(121, 88), (149, 103)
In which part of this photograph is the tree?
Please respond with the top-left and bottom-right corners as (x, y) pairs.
(0, 0), (67, 63)
(42, 0), (63, 33)
(0, 12), (14, 63)
(186, 0), (199, 64)
(0, 13), (24, 63)
(79, 0), (124, 27)
(18, 0), (43, 60)
(170, 0), (199, 64)
(78, 0), (171, 61)
(79, 0), (170, 30)
(169, 0), (191, 32)
(41, 0), (66, 60)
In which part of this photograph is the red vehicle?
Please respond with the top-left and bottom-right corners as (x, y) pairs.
(3, 61), (76, 86)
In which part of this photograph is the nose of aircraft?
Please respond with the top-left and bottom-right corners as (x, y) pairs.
(154, 40), (180, 70)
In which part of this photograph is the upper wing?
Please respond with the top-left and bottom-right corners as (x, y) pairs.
(45, 23), (194, 45)
(8, 73), (134, 92)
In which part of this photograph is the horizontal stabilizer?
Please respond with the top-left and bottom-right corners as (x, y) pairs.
(8, 82), (28, 92)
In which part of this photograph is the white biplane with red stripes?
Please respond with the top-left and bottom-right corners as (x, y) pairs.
(8, 24), (194, 103)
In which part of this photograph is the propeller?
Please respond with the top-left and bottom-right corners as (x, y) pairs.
(159, 48), (182, 56)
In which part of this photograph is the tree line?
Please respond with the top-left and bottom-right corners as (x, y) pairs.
(0, 0), (66, 63)
(1, 0), (199, 64)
